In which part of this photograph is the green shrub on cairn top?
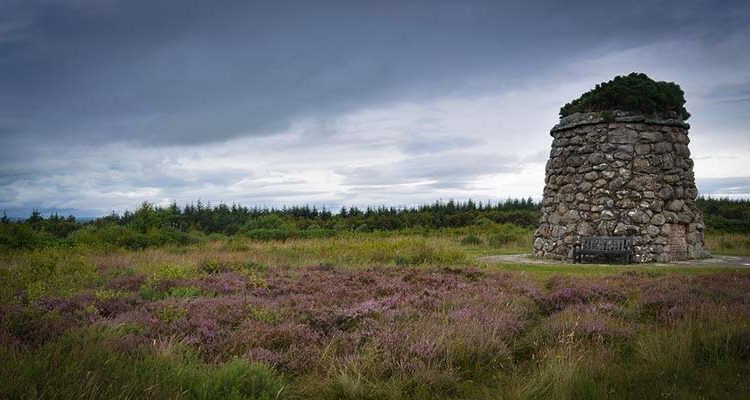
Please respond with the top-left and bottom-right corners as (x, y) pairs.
(560, 72), (690, 120)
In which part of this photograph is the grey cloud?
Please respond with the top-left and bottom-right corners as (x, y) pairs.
(0, 207), (100, 220)
(398, 135), (485, 155)
(233, 189), (329, 200)
(521, 150), (549, 164)
(698, 177), (750, 196)
(425, 180), (472, 190)
(340, 152), (520, 187)
(2, 0), (747, 149)
(705, 80), (750, 103)
(0, 169), (37, 186)
(0, 186), (18, 203)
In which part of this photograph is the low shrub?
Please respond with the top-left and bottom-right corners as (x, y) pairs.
(560, 72), (690, 120)
(140, 285), (206, 301)
(198, 259), (266, 275)
(1, 251), (98, 302)
(244, 229), (292, 241)
(460, 234), (483, 245)
(301, 229), (336, 239)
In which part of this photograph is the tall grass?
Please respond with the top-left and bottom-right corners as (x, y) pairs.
(90, 233), (470, 272)
(704, 232), (750, 256)
(516, 310), (750, 399)
(0, 327), (285, 400)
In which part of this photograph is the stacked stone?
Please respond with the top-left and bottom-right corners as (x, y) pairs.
(534, 111), (709, 262)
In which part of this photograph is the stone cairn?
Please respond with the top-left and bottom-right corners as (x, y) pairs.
(534, 110), (709, 262)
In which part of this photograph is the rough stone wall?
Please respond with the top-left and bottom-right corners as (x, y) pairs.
(534, 111), (709, 262)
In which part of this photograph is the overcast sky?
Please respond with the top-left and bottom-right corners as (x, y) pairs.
(1, 0), (749, 217)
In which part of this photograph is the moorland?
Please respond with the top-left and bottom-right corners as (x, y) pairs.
(1, 198), (749, 399)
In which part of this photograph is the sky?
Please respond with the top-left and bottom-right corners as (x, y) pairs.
(1, 0), (749, 217)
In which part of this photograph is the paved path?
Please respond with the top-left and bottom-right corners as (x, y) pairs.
(478, 254), (750, 268)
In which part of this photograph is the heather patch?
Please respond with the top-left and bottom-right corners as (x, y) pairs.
(541, 275), (627, 313)
(2, 244), (750, 399)
(691, 272), (750, 305)
(543, 304), (635, 345)
(637, 276), (696, 321)
(105, 273), (147, 291)
(197, 258), (268, 275)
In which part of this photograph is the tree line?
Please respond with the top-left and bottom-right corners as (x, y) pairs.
(1, 197), (747, 250)
(0, 199), (539, 250)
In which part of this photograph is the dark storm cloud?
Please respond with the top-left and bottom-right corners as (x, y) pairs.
(2, 0), (747, 147)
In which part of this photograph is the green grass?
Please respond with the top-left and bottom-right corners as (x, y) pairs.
(479, 261), (750, 279)
(0, 327), (286, 400)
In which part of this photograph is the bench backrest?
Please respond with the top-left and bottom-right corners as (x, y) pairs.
(579, 236), (632, 251)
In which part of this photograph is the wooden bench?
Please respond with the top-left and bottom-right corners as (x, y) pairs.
(572, 236), (633, 264)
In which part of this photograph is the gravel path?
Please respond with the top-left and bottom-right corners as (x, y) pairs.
(478, 254), (750, 268)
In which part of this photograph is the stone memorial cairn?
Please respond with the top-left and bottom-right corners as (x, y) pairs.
(534, 111), (709, 262)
